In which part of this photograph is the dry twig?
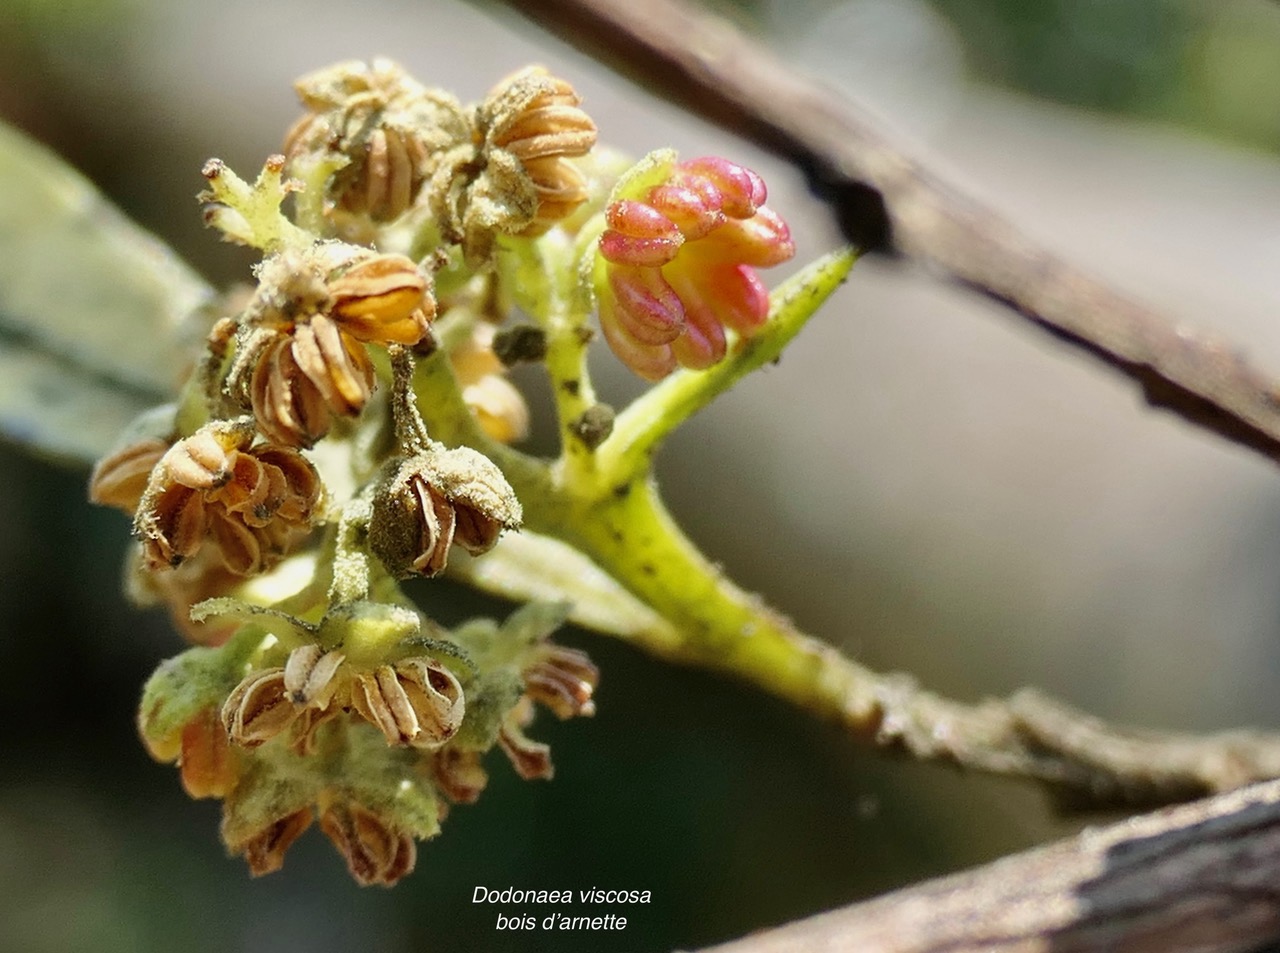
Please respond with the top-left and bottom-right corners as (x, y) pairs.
(695, 776), (1280, 953)
(493, 0), (1280, 466)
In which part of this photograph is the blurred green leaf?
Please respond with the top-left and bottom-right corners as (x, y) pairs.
(0, 120), (215, 466)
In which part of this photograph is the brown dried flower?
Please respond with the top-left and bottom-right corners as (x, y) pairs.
(230, 247), (434, 447)
(221, 667), (295, 748)
(134, 422), (321, 575)
(222, 645), (347, 750)
(319, 801), (416, 887)
(369, 447), (522, 578)
(432, 748), (489, 805)
(228, 807), (314, 878)
(350, 658), (465, 750)
(285, 58), (471, 223)
(497, 697), (554, 781)
(326, 254), (435, 345)
(89, 438), (167, 513)
(431, 67), (596, 261)
(523, 644), (599, 720)
(481, 67), (598, 236)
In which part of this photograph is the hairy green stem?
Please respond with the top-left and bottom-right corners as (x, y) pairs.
(536, 475), (884, 733)
(598, 249), (855, 485)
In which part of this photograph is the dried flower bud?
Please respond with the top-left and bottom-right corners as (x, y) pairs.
(350, 658), (464, 750)
(179, 707), (237, 799)
(292, 314), (375, 416)
(431, 67), (597, 262)
(319, 801), (416, 887)
(228, 808), (314, 878)
(221, 667), (296, 747)
(432, 748), (489, 804)
(596, 155), (795, 380)
(134, 424), (320, 574)
(482, 67), (598, 236)
(498, 698), (554, 781)
(326, 254), (434, 346)
(371, 466), (455, 576)
(523, 645), (599, 720)
(370, 447), (521, 577)
(248, 319), (374, 448)
(285, 59), (470, 223)
(89, 438), (167, 514)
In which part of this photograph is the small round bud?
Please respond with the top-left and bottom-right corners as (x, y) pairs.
(370, 448), (521, 578)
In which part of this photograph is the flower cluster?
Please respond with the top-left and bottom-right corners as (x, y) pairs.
(284, 58), (471, 226)
(595, 154), (795, 379)
(283, 61), (598, 260)
(89, 57), (797, 887)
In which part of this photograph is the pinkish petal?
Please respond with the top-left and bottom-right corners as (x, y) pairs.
(678, 157), (766, 218)
(599, 300), (679, 380)
(607, 266), (684, 345)
(647, 184), (724, 240)
(697, 263), (770, 335)
(600, 200), (683, 266)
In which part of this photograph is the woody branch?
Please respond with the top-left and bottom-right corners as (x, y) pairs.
(492, 0), (1280, 466)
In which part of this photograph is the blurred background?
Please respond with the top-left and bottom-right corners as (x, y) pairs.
(3, 0), (1280, 951)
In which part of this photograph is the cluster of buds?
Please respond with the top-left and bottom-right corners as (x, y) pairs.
(595, 154), (795, 380)
(224, 244), (435, 448)
(283, 60), (598, 261)
(91, 57), (799, 889)
(220, 643), (465, 754)
(284, 58), (471, 225)
(136, 600), (598, 884)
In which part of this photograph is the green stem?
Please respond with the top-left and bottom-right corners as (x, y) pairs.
(597, 248), (856, 485)
(527, 475), (882, 734)
(496, 233), (602, 485)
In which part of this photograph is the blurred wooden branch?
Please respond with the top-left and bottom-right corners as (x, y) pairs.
(492, 0), (1280, 467)
(695, 776), (1280, 953)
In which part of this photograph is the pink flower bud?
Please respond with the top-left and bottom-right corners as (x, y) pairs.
(595, 155), (795, 379)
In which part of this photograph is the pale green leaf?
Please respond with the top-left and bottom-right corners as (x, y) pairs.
(447, 530), (682, 651)
(0, 120), (216, 465)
